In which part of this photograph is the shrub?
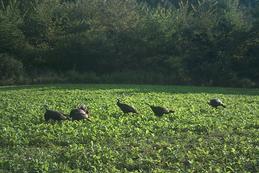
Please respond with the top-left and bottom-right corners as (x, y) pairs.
(0, 53), (24, 84)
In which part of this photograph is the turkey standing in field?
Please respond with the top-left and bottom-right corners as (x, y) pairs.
(70, 104), (91, 121)
(44, 105), (68, 121)
(208, 98), (226, 108)
(147, 104), (175, 117)
(117, 99), (138, 114)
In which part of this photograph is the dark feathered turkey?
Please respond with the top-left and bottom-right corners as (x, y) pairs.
(44, 106), (68, 121)
(117, 99), (138, 114)
(208, 98), (226, 108)
(69, 105), (90, 121)
(78, 104), (89, 114)
(147, 104), (174, 117)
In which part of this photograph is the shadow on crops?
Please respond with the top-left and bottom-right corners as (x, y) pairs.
(0, 84), (258, 96)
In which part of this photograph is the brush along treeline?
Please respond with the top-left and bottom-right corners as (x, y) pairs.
(0, 0), (259, 87)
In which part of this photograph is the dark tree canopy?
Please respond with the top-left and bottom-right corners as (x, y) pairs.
(0, 0), (258, 87)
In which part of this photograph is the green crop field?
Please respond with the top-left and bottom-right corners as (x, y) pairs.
(0, 84), (258, 172)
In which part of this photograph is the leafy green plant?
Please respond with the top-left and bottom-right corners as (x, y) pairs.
(0, 84), (258, 172)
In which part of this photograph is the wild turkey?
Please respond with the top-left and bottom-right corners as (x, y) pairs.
(44, 105), (68, 121)
(78, 104), (89, 114)
(208, 98), (226, 108)
(117, 99), (138, 114)
(69, 105), (91, 121)
(147, 104), (174, 117)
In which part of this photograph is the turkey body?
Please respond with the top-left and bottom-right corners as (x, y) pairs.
(148, 104), (174, 117)
(209, 99), (226, 108)
(70, 108), (90, 121)
(117, 99), (138, 114)
(44, 109), (68, 121)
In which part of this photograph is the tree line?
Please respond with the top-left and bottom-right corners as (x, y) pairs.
(0, 0), (258, 87)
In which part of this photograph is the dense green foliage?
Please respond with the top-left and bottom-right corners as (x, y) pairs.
(0, 0), (259, 87)
(0, 54), (24, 84)
(0, 84), (258, 172)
